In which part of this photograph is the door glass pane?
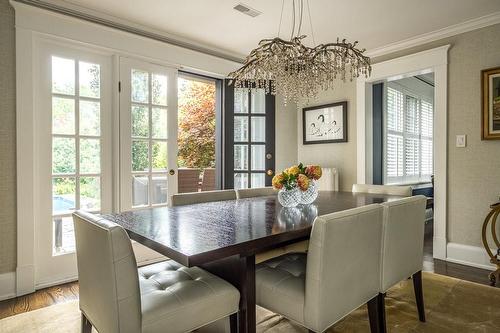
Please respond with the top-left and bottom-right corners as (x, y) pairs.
(131, 69), (149, 103)
(151, 175), (167, 204)
(152, 74), (167, 106)
(234, 89), (248, 113)
(79, 61), (100, 98)
(251, 173), (265, 188)
(132, 175), (149, 206)
(80, 177), (100, 211)
(132, 140), (149, 172)
(152, 107), (167, 139)
(80, 138), (101, 174)
(52, 56), (75, 95)
(52, 177), (76, 214)
(234, 116), (248, 142)
(251, 145), (265, 170)
(251, 89), (265, 114)
(152, 141), (167, 171)
(234, 173), (248, 189)
(131, 105), (149, 137)
(53, 216), (75, 255)
(52, 137), (76, 174)
(251, 117), (265, 142)
(80, 100), (100, 136)
(52, 97), (75, 135)
(234, 145), (248, 170)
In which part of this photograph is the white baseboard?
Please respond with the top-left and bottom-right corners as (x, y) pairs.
(0, 272), (16, 301)
(446, 242), (496, 271)
(36, 275), (79, 290)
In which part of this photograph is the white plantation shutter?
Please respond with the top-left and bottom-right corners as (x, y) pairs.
(384, 83), (433, 184)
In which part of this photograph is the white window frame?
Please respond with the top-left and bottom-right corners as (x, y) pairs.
(383, 82), (434, 185)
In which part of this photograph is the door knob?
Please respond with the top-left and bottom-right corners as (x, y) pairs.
(169, 169), (175, 175)
(266, 169), (274, 176)
(266, 153), (273, 160)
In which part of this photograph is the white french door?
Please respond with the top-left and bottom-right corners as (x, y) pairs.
(36, 41), (112, 286)
(119, 57), (178, 263)
(119, 57), (178, 209)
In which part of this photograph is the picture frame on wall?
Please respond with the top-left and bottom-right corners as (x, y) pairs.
(482, 67), (500, 140)
(302, 101), (347, 144)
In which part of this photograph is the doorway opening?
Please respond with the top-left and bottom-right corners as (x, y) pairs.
(372, 73), (435, 268)
(177, 72), (222, 193)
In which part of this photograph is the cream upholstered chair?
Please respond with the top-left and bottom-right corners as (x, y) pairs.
(352, 183), (412, 197)
(315, 167), (339, 191)
(236, 186), (276, 199)
(379, 196), (427, 331)
(73, 211), (240, 333)
(256, 205), (385, 333)
(171, 189), (236, 206)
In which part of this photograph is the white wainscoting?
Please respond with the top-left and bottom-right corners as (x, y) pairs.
(0, 272), (16, 301)
(446, 243), (496, 271)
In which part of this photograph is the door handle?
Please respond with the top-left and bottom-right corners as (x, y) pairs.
(169, 169), (175, 175)
(266, 169), (274, 176)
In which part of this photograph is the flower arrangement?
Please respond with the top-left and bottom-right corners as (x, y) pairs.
(272, 163), (322, 191)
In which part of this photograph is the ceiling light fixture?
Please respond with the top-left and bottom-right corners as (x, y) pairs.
(228, 0), (372, 104)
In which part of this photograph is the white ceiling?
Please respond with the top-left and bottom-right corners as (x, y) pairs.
(58, 0), (500, 59)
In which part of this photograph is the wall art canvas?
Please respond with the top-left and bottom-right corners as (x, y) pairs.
(482, 67), (500, 140)
(302, 101), (347, 144)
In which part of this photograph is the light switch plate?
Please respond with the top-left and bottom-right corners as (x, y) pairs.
(456, 134), (467, 148)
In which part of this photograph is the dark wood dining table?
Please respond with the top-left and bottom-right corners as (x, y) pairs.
(104, 191), (402, 333)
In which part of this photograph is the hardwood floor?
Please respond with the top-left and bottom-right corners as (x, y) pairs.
(0, 282), (79, 320)
(0, 220), (494, 320)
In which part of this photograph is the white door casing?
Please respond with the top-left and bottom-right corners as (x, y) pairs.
(356, 45), (449, 260)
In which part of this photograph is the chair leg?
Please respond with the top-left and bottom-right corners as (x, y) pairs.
(229, 312), (238, 333)
(378, 293), (387, 333)
(412, 270), (426, 322)
(81, 313), (92, 333)
(367, 295), (381, 333)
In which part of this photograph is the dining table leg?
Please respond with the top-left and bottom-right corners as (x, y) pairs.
(200, 254), (256, 333)
(238, 254), (256, 333)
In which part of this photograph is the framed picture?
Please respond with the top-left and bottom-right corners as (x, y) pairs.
(302, 101), (347, 144)
(482, 67), (500, 140)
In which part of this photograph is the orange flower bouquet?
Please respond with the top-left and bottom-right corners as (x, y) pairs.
(272, 163), (322, 207)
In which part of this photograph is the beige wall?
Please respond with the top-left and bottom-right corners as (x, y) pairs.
(372, 24), (500, 247)
(295, 23), (500, 248)
(275, 95), (298, 172)
(297, 80), (357, 191)
(0, 0), (17, 274)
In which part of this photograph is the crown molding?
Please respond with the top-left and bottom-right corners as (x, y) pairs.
(366, 11), (500, 58)
(11, 0), (246, 64)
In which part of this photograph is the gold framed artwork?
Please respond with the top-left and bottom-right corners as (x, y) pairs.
(482, 67), (500, 140)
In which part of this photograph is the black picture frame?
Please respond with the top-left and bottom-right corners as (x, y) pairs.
(302, 101), (348, 144)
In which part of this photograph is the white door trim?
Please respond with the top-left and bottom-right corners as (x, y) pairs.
(356, 45), (449, 260)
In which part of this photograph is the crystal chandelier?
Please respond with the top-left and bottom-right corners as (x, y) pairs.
(227, 0), (372, 104)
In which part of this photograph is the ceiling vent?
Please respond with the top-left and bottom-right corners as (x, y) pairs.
(233, 3), (262, 18)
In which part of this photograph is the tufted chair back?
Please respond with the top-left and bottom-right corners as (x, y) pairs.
(380, 196), (427, 292)
(352, 184), (412, 196)
(316, 167), (339, 191)
(73, 211), (141, 333)
(236, 187), (277, 199)
(171, 189), (237, 206)
(304, 204), (383, 332)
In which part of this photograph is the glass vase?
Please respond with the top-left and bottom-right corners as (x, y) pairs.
(300, 180), (318, 205)
(278, 187), (301, 208)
